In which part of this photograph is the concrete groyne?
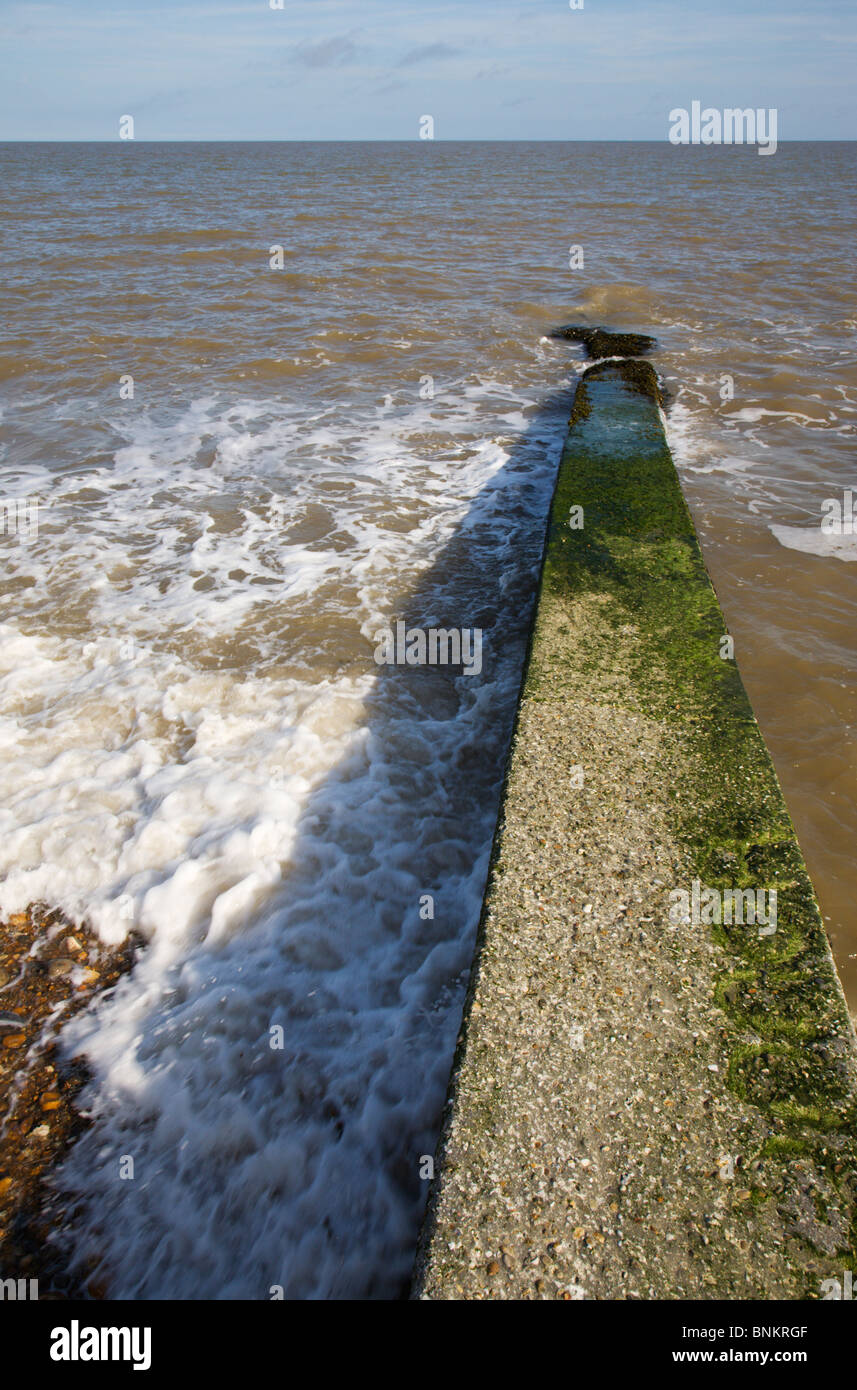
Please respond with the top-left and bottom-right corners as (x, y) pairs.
(413, 336), (857, 1300)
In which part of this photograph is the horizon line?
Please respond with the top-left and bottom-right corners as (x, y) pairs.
(2, 136), (856, 144)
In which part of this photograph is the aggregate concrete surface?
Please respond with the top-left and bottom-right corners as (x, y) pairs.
(413, 358), (857, 1300)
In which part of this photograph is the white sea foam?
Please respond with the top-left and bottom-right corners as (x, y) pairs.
(769, 524), (857, 562)
(662, 397), (713, 473)
(0, 377), (566, 1297)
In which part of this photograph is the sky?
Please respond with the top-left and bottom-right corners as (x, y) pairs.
(1, 0), (855, 140)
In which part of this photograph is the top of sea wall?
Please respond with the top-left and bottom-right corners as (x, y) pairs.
(412, 353), (857, 1300)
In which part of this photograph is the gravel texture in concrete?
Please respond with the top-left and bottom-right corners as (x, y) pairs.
(413, 360), (857, 1300)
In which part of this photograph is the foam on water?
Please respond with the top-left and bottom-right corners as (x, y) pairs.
(770, 524), (857, 562)
(0, 373), (569, 1297)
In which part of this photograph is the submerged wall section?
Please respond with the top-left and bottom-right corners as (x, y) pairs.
(412, 353), (857, 1300)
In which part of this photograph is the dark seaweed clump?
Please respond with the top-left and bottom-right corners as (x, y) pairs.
(550, 324), (657, 359)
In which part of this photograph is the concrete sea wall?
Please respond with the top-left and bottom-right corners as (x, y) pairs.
(413, 339), (857, 1300)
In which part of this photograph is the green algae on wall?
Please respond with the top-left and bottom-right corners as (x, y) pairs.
(532, 362), (857, 1278)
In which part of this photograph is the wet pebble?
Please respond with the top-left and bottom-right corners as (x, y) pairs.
(47, 958), (75, 978)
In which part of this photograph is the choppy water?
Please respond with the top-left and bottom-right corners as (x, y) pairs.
(0, 141), (854, 1297)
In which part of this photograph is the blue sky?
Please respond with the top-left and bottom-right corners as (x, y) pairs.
(1, 0), (855, 139)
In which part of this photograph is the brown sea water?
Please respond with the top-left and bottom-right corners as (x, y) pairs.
(0, 141), (854, 1296)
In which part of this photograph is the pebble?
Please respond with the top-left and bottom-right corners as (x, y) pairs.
(41, 1092), (61, 1111)
(47, 958), (75, 978)
(8, 912), (29, 928)
(2, 1033), (26, 1048)
(0, 968), (9, 988)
